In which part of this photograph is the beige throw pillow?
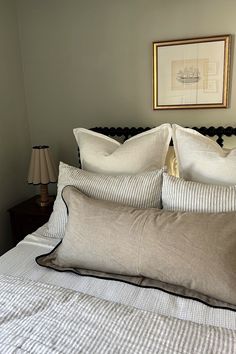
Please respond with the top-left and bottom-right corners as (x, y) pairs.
(165, 146), (179, 177)
(37, 186), (236, 307)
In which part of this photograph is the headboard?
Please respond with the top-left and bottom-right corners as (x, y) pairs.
(90, 126), (236, 147)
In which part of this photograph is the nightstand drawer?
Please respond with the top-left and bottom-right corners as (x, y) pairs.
(8, 195), (54, 245)
(16, 214), (47, 236)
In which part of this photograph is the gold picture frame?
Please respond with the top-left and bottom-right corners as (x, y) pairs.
(153, 35), (231, 110)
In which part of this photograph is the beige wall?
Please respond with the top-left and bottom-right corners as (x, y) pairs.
(0, 0), (32, 255)
(17, 0), (236, 167)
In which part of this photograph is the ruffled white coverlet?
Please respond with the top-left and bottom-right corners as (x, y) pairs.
(0, 275), (235, 354)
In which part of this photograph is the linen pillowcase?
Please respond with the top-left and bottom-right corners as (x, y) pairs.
(37, 186), (236, 308)
(73, 124), (172, 174)
(172, 124), (236, 185)
(162, 173), (236, 212)
(47, 162), (165, 238)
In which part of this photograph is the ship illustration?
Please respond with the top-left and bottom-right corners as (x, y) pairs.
(176, 67), (200, 84)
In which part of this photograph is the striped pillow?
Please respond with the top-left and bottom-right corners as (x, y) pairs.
(47, 162), (165, 238)
(162, 173), (236, 212)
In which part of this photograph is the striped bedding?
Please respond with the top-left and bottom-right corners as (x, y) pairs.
(0, 275), (236, 354)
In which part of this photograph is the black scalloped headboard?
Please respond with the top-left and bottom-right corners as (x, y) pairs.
(91, 126), (236, 147)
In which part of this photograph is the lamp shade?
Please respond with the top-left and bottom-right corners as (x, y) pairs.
(28, 146), (57, 185)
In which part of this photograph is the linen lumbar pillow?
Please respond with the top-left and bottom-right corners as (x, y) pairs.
(47, 162), (165, 238)
(38, 185), (236, 307)
(73, 124), (172, 174)
(162, 173), (236, 212)
(172, 124), (236, 185)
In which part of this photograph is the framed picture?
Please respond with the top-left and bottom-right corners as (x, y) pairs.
(153, 35), (231, 110)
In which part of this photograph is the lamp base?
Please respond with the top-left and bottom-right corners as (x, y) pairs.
(36, 196), (54, 207)
(37, 184), (54, 207)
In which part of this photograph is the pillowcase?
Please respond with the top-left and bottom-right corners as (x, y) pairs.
(162, 173), (236, 212)
(38, 185), (236, 308)
(73, 124), (172, 174)
(172, 124), (236, 185)
(47, 162), (165, 238)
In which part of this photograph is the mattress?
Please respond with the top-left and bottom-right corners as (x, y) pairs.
(0, 224), (236, 331)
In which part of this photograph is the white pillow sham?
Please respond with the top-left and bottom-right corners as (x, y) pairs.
(73, 124), (172, 174)
(47, 162), (165, 238)
(172, 124), (236, 185)
(162, 173), (236, 212)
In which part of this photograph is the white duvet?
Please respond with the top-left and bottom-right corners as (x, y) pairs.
(0, 224), (236, 331)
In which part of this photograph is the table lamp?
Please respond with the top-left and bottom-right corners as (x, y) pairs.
(28, 145), (57, 207)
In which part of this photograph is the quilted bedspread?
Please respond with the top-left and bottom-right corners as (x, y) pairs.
(0, 274), (235, 354)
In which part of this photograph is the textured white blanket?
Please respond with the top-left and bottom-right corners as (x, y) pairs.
(0, 275), (235, 354)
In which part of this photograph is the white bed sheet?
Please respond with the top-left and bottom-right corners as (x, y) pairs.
(0, 224), (236, 330)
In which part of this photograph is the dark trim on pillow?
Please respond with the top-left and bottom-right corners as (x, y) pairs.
(61, 186), (69, 215)
(61, 184), (99, 215)
(35, 242), (236, 313)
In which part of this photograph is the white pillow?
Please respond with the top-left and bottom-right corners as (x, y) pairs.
(73, 124), (172, 174)
(47, 162), (165, 238)
(172, 124), (236, 185)
(162, 173), (236, 212)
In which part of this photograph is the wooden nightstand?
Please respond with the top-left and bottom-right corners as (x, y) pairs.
(8, 195), (54, 245)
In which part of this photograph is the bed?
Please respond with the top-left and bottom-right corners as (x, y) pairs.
(1, 125), (236, 353)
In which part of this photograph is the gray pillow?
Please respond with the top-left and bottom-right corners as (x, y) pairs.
(37, 185), (236, 308)
(162, 173), (236, 212)
(47, 162), (165, 238)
